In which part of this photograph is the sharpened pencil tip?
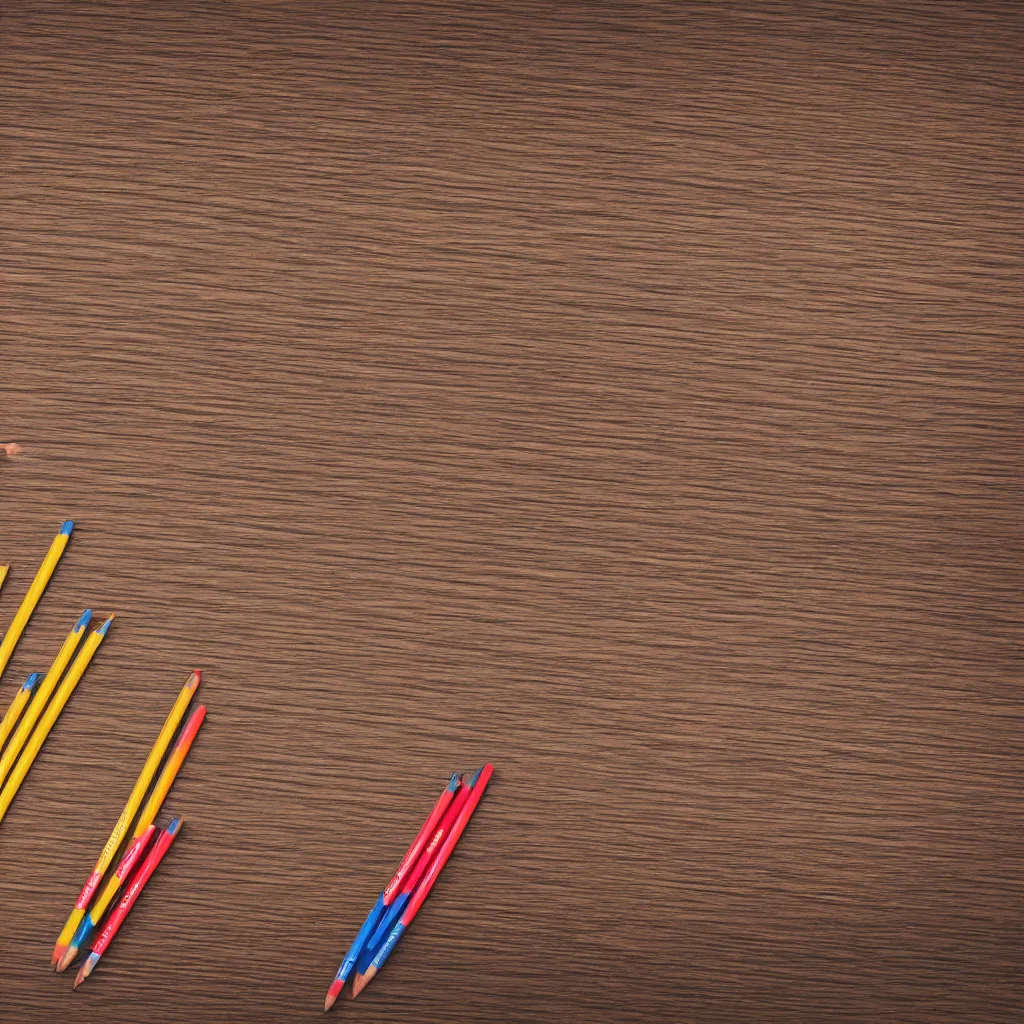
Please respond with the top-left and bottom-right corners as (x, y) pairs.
(57, 945), (78, 972)
(352, 966), (376, 998)
(324, 983), (341, 1012)
(96, 615), (115, 637)
(75, 952), (99, 988)
(51, 944), (66, 966)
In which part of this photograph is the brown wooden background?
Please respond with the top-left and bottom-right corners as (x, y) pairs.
(1, 2), (1021, 1022)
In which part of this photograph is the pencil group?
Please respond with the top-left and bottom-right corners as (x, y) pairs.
(55, 672), (206, 985)
(0, 523), (94, 818)
(5, 519), (495, 1008)
(74, 816), (184, 988)
(0, 607), (113, 826)
(325, 764), (494, 1010)
(2, 520), (207, 990)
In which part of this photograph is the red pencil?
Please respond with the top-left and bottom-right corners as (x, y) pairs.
(399, 779), (473, 897)
(73, 817), (182, 988)
(382, 772), (460, 904)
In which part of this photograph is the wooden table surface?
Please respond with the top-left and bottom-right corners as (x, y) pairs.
(2, 3), (1020, 1022)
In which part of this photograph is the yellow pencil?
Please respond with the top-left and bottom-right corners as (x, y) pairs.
(0, 521), (74, 682)
(0, 566), (8, 595)
(0, 610), (91, 791)
(51, 670), (201, 966)
(0, 672), (43, 755)
(57, 701), (207, 970)
(0, 615), (112, 826)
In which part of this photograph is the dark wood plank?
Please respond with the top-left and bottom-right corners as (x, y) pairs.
(1, 2), (1020, 1021)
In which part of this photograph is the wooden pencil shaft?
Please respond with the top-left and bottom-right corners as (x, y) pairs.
(0, 522), (73, 682)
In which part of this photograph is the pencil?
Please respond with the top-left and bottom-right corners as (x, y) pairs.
(0, 520), (74, 682)
(352, 764), (494, 998)
(0, 616), (113, 826)
(52, 671), (201, 967)
(360, 775), (475, 965)
(383, 772), (462, 906)
(104, 824), (158, 898)
(134, 704), (206, 841)
(74, 816), (183, 989)
(0, 611), (91, 791)
(324, 772), (462, 1011)
(0, 566), (8, 596)
(0, 672), (42, 755)
(58, 703), (206, 970)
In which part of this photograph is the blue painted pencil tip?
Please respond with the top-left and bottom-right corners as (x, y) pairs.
(75, 609), (92, 631)
(23, 672), (43, 692)
(447, 771), (460, 791)
(60, 520), (74, 536)
(95, 615), (114, 637)
(165, 816), (183, 835)
(468, 765), (485, 787)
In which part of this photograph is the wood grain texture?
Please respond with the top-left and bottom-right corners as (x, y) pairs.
(1, 2), (1021, 1021)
